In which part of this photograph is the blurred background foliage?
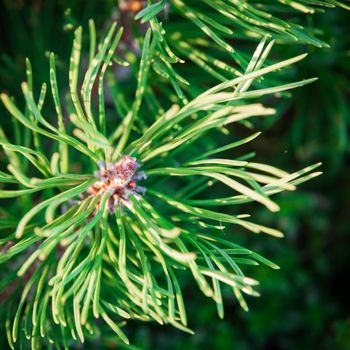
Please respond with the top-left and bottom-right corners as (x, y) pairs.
(0, 0), (349, 349)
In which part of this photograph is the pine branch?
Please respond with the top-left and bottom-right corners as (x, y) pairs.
(133, 0), (349, 98)
(0, 20), (323, 348)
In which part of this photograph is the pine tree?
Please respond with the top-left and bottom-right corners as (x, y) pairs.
(0, 1), (348, 348)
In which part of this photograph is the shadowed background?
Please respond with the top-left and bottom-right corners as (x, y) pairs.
(0, 1), (349, 349)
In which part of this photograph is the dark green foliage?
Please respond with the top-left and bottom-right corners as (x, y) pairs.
(0, 1), (349, 349)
